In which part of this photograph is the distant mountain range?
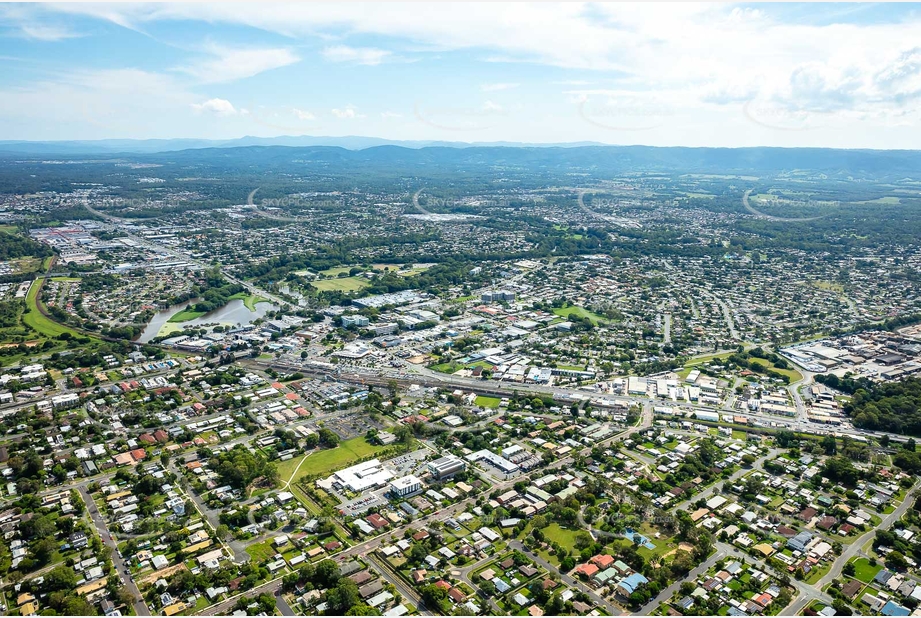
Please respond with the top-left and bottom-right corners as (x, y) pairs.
(0, 137), (919, 180)
(0, 135), (608, 155)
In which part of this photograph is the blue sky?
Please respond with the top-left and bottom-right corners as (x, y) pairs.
(1, 2), (920, 148)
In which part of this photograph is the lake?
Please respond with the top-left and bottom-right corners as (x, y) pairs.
(137, 298), (278, 343)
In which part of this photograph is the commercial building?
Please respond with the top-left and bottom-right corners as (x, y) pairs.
(390, 475), (423, 497)
(323, 459), (394, 493)
(427, 455), (467, 480)
(481, 290), (516, 303)
(695, 411), (720, 423)
(342, 315), (370, 328)
(466, 450), (519, 475)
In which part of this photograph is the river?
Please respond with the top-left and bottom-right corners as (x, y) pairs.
(137, 298), (278, 343)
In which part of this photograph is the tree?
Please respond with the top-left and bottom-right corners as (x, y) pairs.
(32, 537), (57, 565)
(318, 428), (340, 448)
(821, 435), (838, 455)
(63, 596), (98, 616)
(887, 550), (909, 571)
(775, 430), (797, 448)
(407, 543), (428, 566)
(822, 456), (859, 486)
(560, 556), (576, 572)
(116, 586), (137, 607)
(45, 565), (78, 591)
(832, 598), (853, 616)
(420, 584), (448, 609)
(345, 605), (380, 616)
(326, 579), (361, 614)
(314, 559), (341, 588)
(842, 562), (856, 577)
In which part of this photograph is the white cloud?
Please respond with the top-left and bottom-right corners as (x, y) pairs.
(18, 24), (81, 41)
(481, 100), (504, 112)
(322, 45), (391, 66)
(380, 111), (402, 118)
(191, 98), (237, 116)
(177, 46), (299, 84)
(12, 3), (921, 146)
(480, 82), (519, 92)
(331, 105), (364, 119)
(292, 108), (315, 120)
(0, 5), (81, 40)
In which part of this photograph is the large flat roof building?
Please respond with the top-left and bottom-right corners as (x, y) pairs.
(390, 475), (423, 497)
(427, 455), (466, 480)
(326, 459), (394, 493)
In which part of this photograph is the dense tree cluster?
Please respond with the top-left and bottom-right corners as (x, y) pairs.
(211, 444), (278, 490)
(844, 378), (921, 436)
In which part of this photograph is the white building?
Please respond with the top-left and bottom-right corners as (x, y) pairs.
(390, 475), (423, 497)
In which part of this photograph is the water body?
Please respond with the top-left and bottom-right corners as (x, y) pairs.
(278, 284), (309, 307)
(137, 298), (277, 343)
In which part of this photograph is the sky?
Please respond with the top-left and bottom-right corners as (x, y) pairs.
(1, 2), (921, 149)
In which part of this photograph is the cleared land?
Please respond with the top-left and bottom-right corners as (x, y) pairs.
(474, 395), (501, 409)
(310, 277), (370, 292)
(749, 357), (803, 382)
(319, 266), (355, 276)
(552, 305), (607, 324)
(542, 524), (585, 554)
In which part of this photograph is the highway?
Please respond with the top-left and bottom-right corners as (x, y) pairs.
(263, 356), (912, 448)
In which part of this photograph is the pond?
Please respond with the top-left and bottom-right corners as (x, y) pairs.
(137, 298), (278, 343)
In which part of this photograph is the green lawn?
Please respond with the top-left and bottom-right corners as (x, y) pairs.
(749, 357), (803, 382)
(431, 361), (466, 374)
(805, 561), (830, 584)
(542, 523), (586, 554)
(168, 308), (207, 323)
(310, 277), (370, 292)
(475, 396), (501, 409)
(22, 280), (85, 339)
(228, 291), (269, 311)
(684, 351), (733, 368)
(277, 455), (307, 484)
(293, 437), (387, 482)
(552, 305), (607, 325)
(319, 266), (355, 276)
(851, 558), (882, 583)
(245, 539), (277, 564)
